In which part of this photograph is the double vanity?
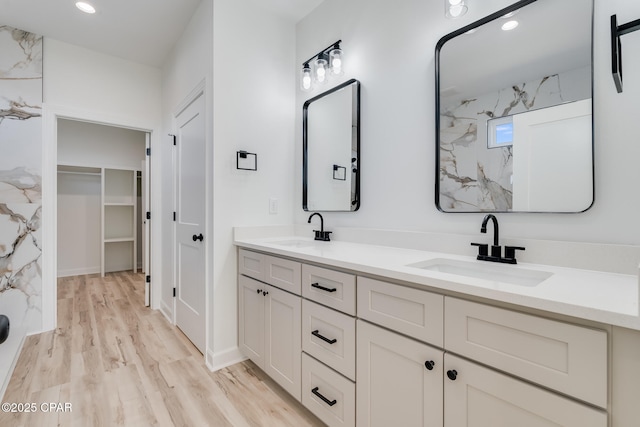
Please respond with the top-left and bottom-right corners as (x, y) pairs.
(235, 225), (640, 427)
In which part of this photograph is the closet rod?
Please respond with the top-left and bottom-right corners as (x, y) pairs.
(57, 170), (101, 176)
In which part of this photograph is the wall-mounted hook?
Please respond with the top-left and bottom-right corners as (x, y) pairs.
(611, 14), (640, 93)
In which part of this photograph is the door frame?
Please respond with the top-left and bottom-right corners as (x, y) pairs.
(42, 104), (160, 331)
(171, 80), (210, 356)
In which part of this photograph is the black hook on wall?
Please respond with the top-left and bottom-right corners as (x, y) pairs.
(611, 14), (640, 93)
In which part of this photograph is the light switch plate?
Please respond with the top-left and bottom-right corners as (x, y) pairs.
(269, 198), (278, 214)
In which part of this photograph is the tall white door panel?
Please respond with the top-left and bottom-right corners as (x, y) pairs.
(175, 92), (206, 353)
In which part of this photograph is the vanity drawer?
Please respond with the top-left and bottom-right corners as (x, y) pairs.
(445, 297), (607, 408)
(264, 255), (301, 295)
(302, 299), (356, 381)
(238, 249), (264, 281)
(357, 277), (444, 347)
(302, 353), (355, 427)
(302, 265), (356, 315)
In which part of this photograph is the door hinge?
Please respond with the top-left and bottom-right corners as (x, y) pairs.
(146, 275), (150, 283)
(146, 147), (150, 156)
(146, 211), (151, 220)
(169, 134), (176, 146)
(173, 288), (176, 297)
(173, 212), (176, 221)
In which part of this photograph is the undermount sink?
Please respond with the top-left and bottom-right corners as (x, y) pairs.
(267, 239), (318, 249)
(407, 258), (553, 287)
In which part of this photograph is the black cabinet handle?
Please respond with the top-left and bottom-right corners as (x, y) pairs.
(311, 387), (337, 407)
(262, 290), (269, 296)
(256, 289), (262, 294)
(311, 330), (337, 344)
(192, 233), (204, 242)
(311, 283), (337, 293)
(447, 370), (458, 381)
(424, 360), (435, 371)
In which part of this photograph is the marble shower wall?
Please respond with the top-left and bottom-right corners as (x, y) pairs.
(0, 26), (43, 334)
(439, 66), (590, 211)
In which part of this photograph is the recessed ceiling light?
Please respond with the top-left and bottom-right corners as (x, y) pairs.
(75, 1), (96, 14)
(502, 20), (519, 31)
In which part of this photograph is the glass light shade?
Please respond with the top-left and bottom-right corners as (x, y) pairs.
(314, 58), (328, 84)
(445, 0), (467, 19)
(329, 48), (344, 75)
(301, 66), (312, 91)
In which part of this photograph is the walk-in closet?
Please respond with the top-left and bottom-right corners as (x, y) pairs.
(57, 119), (147, 278)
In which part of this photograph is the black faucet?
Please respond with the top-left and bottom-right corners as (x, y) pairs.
(308, 213), (332, 241)
(471, 214), (525, 264)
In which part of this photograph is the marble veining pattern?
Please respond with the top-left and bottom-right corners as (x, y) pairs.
(439, 68), (589, 212)
(0, 25), (43, 335)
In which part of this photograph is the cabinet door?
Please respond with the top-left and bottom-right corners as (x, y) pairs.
(444, 353), (607, 427)
(356, 320), (443, 427)
(264, 284), (302, 401)
(238, 275), (265, 368)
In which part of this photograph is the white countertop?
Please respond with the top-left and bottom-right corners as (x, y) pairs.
(234, 234), (640, 331)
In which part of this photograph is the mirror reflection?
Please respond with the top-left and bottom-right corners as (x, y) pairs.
(436, 0), (593, 212)
(303, 79), (360, 212)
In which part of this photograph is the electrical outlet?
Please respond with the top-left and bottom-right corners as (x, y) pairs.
(269, 198), (278, 214)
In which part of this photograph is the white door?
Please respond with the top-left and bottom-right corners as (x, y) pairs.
(357, 320), (443, 427)
(264, 284), (302, 401)
(238, 275), (266, 368)
(175, 93), (206, 353)
(443, 353), (607, 427)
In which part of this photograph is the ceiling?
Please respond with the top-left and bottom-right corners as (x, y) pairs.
(0, 0), (324, 67)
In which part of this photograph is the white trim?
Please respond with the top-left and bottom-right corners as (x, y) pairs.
(57, 267), (101, 278)
(206, 347), (246, 372)
(174, 79), (206, 118)
(42, 103), (161, 332)
(171, 78), (209, 358)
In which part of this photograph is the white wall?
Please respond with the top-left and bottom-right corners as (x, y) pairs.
(295, 0), (640, 246)
(57, 119), (146, 170)
(56, 172), (101, 276)
(212, 0), (296, 368)
(42, 39), (163, 331)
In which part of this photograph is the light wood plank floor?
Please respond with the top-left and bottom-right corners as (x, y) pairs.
(1, 272), (323, 427)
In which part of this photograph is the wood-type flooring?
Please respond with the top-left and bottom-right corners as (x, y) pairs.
(1, 272), (323, 427)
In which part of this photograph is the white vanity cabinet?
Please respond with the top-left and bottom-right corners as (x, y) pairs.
(237, 248), (613, 427)
(238, 274), (302, 401)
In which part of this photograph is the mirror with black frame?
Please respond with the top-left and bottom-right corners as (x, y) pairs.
(435, 0), (593, 213)
(303, 79), (360, 212)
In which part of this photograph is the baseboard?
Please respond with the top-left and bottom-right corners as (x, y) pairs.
(160, 301), (173, 323)
(206, 347), (246, 372)
(0, 326), (26, 401)
(57, 266), (100, 277)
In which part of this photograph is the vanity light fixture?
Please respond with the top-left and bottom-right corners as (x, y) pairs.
(445, 0), (468, 19)
(501, 20), (519, 31)
(75, 1), (96, 14)
(301, 40), (343, 91)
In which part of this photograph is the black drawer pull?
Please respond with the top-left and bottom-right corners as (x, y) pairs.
(311, 282), (337, 293)
(312, 330), (337, 344)
(311, 387), (337, 407)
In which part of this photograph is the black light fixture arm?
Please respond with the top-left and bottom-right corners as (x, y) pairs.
(611, 15), (640, 93)
(302, 40), (342, 66)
